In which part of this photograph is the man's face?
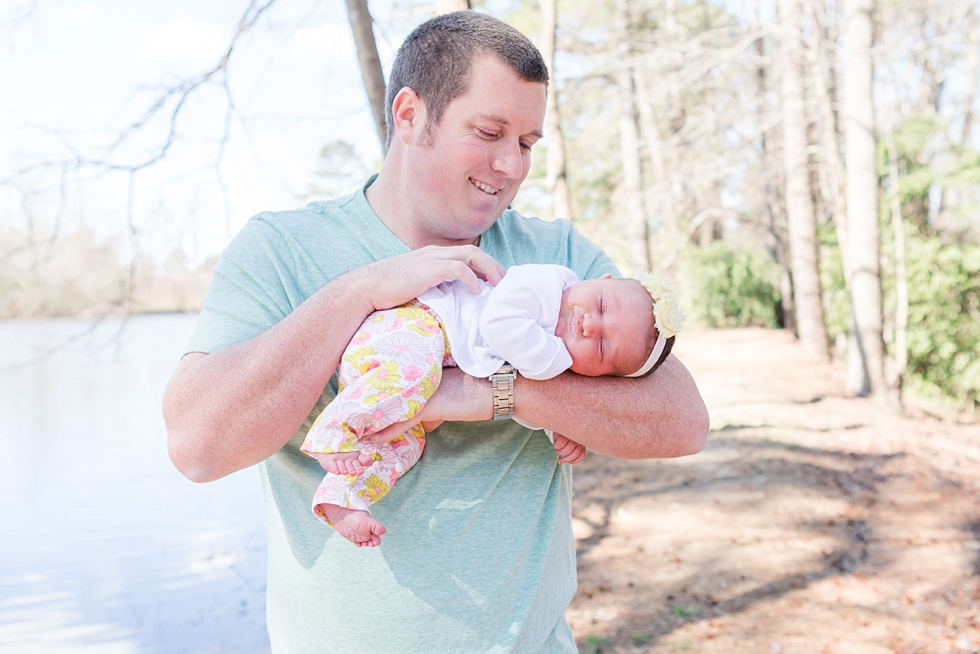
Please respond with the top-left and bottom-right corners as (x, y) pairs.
(555, 276), (654, 377)
(404, 55), (546, 244)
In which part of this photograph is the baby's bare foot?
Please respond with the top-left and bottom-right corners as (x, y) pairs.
(318, 504), (387, 547)
(312, 451), (375, 476)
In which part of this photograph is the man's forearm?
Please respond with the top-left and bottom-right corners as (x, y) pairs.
(513, 355), (709, 459)
(163, 245), (508, 483)
(163, 272), (375, 483)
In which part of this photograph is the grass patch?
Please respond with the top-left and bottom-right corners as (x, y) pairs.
(631, 633), (653, 645)
(670, 603), (702, 618)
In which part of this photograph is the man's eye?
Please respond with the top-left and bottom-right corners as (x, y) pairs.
(600, 298), (605, 314)
(520, 141), (533, 152)
(478, 129), (498, 139)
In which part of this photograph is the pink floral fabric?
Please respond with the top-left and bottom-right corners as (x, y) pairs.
(301, 302), (452, 524)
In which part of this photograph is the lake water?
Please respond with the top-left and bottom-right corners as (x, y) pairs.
(0, 314), (270, 654)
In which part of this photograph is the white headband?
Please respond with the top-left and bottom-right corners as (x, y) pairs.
(625, 273), (685, 378)
(625, 331), (668, 377)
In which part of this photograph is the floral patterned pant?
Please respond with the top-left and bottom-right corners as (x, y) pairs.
(301, 302), (452, 525)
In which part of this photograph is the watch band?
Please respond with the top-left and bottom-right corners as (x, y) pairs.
(490, 364), (516, 420)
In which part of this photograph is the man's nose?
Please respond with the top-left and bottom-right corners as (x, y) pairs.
(491, 141), (524, 179)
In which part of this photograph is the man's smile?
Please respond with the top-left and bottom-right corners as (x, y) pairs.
(470, 178), (501, 195)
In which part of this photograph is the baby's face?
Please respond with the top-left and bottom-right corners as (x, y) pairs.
(555, 275), (654, 377)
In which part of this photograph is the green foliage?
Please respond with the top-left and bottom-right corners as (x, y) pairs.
(902, 235), (980, 407)
(682, 242), (782, 328)
(583, 634), (608, 653)
(877, 113), (945, 193)
(670, 603), (702, 617)
(630, 633), (653, 645)
(878, 112), (980, 228)
(818, 220), (850, 344)
(307, 140), (372, 198)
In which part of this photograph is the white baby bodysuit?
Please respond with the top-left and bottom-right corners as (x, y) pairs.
(417, 263), (578, 381)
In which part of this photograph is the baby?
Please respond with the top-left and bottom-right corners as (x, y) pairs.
(301, 264), (684, 546)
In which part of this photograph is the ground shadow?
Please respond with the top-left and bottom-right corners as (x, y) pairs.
(569, 434), (979, 651)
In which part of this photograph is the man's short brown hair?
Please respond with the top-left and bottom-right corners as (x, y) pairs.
(384, 11), (549, 148)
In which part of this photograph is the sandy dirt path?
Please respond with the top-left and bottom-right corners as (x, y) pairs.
(568, 328), (980, 654)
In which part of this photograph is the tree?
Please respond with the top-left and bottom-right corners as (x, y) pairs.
(540, 0), (573, 221)
(778, 0), (829, 358)
(613, 0), (650, 274)
(843, 0), (888, 401)
(345, 0), (387, 155)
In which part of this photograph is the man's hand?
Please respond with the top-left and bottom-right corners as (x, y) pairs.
(367, 367), (492, 443)
(164, 247), (504, 483)
(552, 433), (587, 464)
(357, 245), (506, 312)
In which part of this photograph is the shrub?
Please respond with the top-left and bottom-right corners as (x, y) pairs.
(902, 235), (980, 408)
(682, 241), (783, 328)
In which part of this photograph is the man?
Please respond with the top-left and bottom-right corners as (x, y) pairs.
(163, 11), (708, 653)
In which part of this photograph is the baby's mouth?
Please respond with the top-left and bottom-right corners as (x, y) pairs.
(568, 308), (583, 337)
(470, 178), (500, 195)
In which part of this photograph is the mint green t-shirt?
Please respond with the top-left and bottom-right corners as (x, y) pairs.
(187, 178), (619, 653)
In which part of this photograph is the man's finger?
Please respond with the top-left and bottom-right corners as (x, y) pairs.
(468, 254), (506, 286)
(369, 415), (422, 443)
(446, 262), (482, 295)
(440, 245), (505, 286)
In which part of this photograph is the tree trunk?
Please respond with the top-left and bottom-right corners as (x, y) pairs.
(345, 0), (387, 156)
(807, 0), (864, 386)
(960, 7), (978, 145)
(614, 0), (650, 274)
(807, 0), (848, 263)
(765, 178), (796, 333)
(843, 0), (888, 401)
(635, 69), (679, 246)
(778, 0), (829, 359)
(541, 0), (573, 221)
(752, 0), (794, 331)
(886, 127), (908, 408)
(808, 4), (867, 394)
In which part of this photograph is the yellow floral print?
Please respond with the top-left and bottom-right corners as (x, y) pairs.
(301, 301), (453, 527)
(357, 474), (391, 503)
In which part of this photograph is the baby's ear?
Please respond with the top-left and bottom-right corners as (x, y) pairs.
(601, 273), (613, 279)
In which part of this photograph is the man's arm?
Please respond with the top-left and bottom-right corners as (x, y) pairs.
(163, 245), (505, 483)
(374, 353), (708, 459)
(514, 354), (708, 458)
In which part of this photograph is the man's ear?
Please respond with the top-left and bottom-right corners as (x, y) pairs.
(601, 273), (613, 279)
(391, 87), (425, 145)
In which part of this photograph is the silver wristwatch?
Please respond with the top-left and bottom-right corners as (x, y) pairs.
(489, 364), (516, 420)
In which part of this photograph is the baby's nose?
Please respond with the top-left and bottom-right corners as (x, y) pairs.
(581, 312), (599, 336)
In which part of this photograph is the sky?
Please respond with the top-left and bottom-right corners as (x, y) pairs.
(0, 0), (424, 265)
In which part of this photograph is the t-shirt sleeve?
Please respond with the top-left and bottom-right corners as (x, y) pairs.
(186, 215), (303, 355)
(478, 265), (575, 380)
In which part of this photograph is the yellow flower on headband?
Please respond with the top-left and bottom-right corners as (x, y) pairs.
(638, 273), (685, 338)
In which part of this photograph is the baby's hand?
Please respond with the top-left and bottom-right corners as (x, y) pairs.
(552, 433), (587, 465)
